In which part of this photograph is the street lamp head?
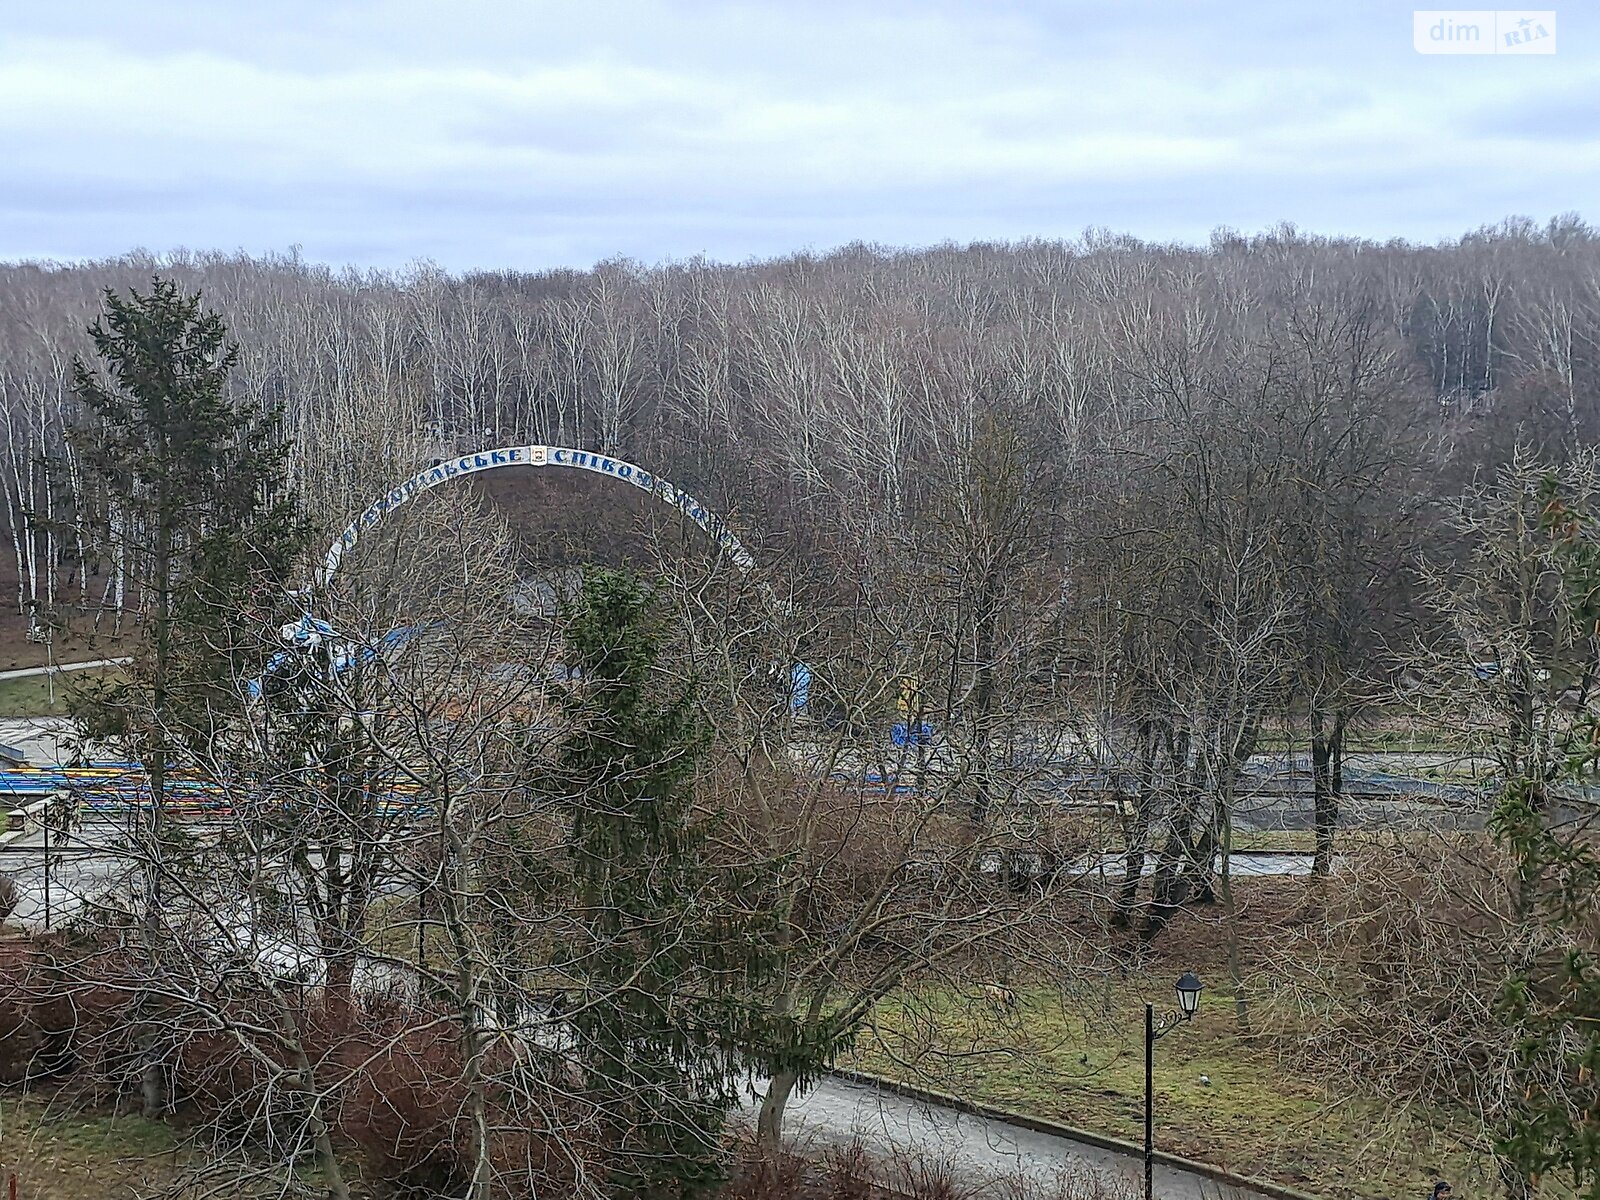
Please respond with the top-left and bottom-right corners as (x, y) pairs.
(1175, 971), (1203, 1019)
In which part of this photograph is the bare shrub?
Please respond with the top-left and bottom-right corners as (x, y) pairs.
(1272, 835), (1520, 1108)
(333, 1008), (473, 1197)
(880, 1143), (972, 1200)
(817, 1140), (878, 1200)
(171, 1022), (278, 1136)
(989, 1163), (1143, 1200)
(1264, 832), (1531, 1185)
(723, 1141), (813, 1200)
(0, 937), (38, 1082)
(726, 1137), (1144, 1200)
(0, 932), (147, 1092)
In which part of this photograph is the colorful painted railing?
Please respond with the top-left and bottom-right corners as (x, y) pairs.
(0, 764), (431, 818)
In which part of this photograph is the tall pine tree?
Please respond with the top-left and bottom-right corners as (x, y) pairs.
(70, 277), (305, 754)
(68, 278), (307, 1115)
(552, 568), (776, 1200)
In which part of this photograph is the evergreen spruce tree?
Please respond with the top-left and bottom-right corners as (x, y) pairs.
(553, 568), (776, 1200)
(1490, 474), (1600, 1200)
(70, 278), (306, 751)
(67, 278), (307, 1115)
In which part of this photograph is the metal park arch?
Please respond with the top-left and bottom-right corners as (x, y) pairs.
(321, 445), (757, 586)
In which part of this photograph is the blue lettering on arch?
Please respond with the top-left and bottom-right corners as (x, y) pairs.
(330, 446), (753, 580)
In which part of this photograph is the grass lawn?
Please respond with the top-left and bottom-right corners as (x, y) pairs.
(0, 1093), (362, 1198)
(1224, 829), (1317, 853)
(0, 669), (121, 719)
(0, 675), (73, 719)
(0, 1095), (180, 1199)
(846, 971), (1494, 1200)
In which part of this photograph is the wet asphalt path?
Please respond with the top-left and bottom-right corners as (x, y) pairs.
(750, 1073), (1269, 1200)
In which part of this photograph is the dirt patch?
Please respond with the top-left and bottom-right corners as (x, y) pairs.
(0, 528), (133, 673)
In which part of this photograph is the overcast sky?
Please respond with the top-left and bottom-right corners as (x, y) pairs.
(2, 1), (1596, 271)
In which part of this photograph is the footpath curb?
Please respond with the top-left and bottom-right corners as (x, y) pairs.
(828, 1068), (1321, 1200)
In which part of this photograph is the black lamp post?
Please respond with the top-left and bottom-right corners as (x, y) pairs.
(41, 797), (50, 931)
(1144, 972), (1203, 1200)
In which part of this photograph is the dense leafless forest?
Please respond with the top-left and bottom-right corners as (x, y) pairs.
(5, 216), (1598, 622)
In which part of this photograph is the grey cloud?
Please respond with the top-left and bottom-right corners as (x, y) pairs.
(1466, 81), (1600, 141)
(1, 0), (1597, 270)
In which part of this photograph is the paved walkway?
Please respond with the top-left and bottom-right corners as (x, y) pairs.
(0, 824), (132, 927)
(0, 717), (90, 766)
(754, 1074), (1269, 1200)
(0, 657), (130, 682)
